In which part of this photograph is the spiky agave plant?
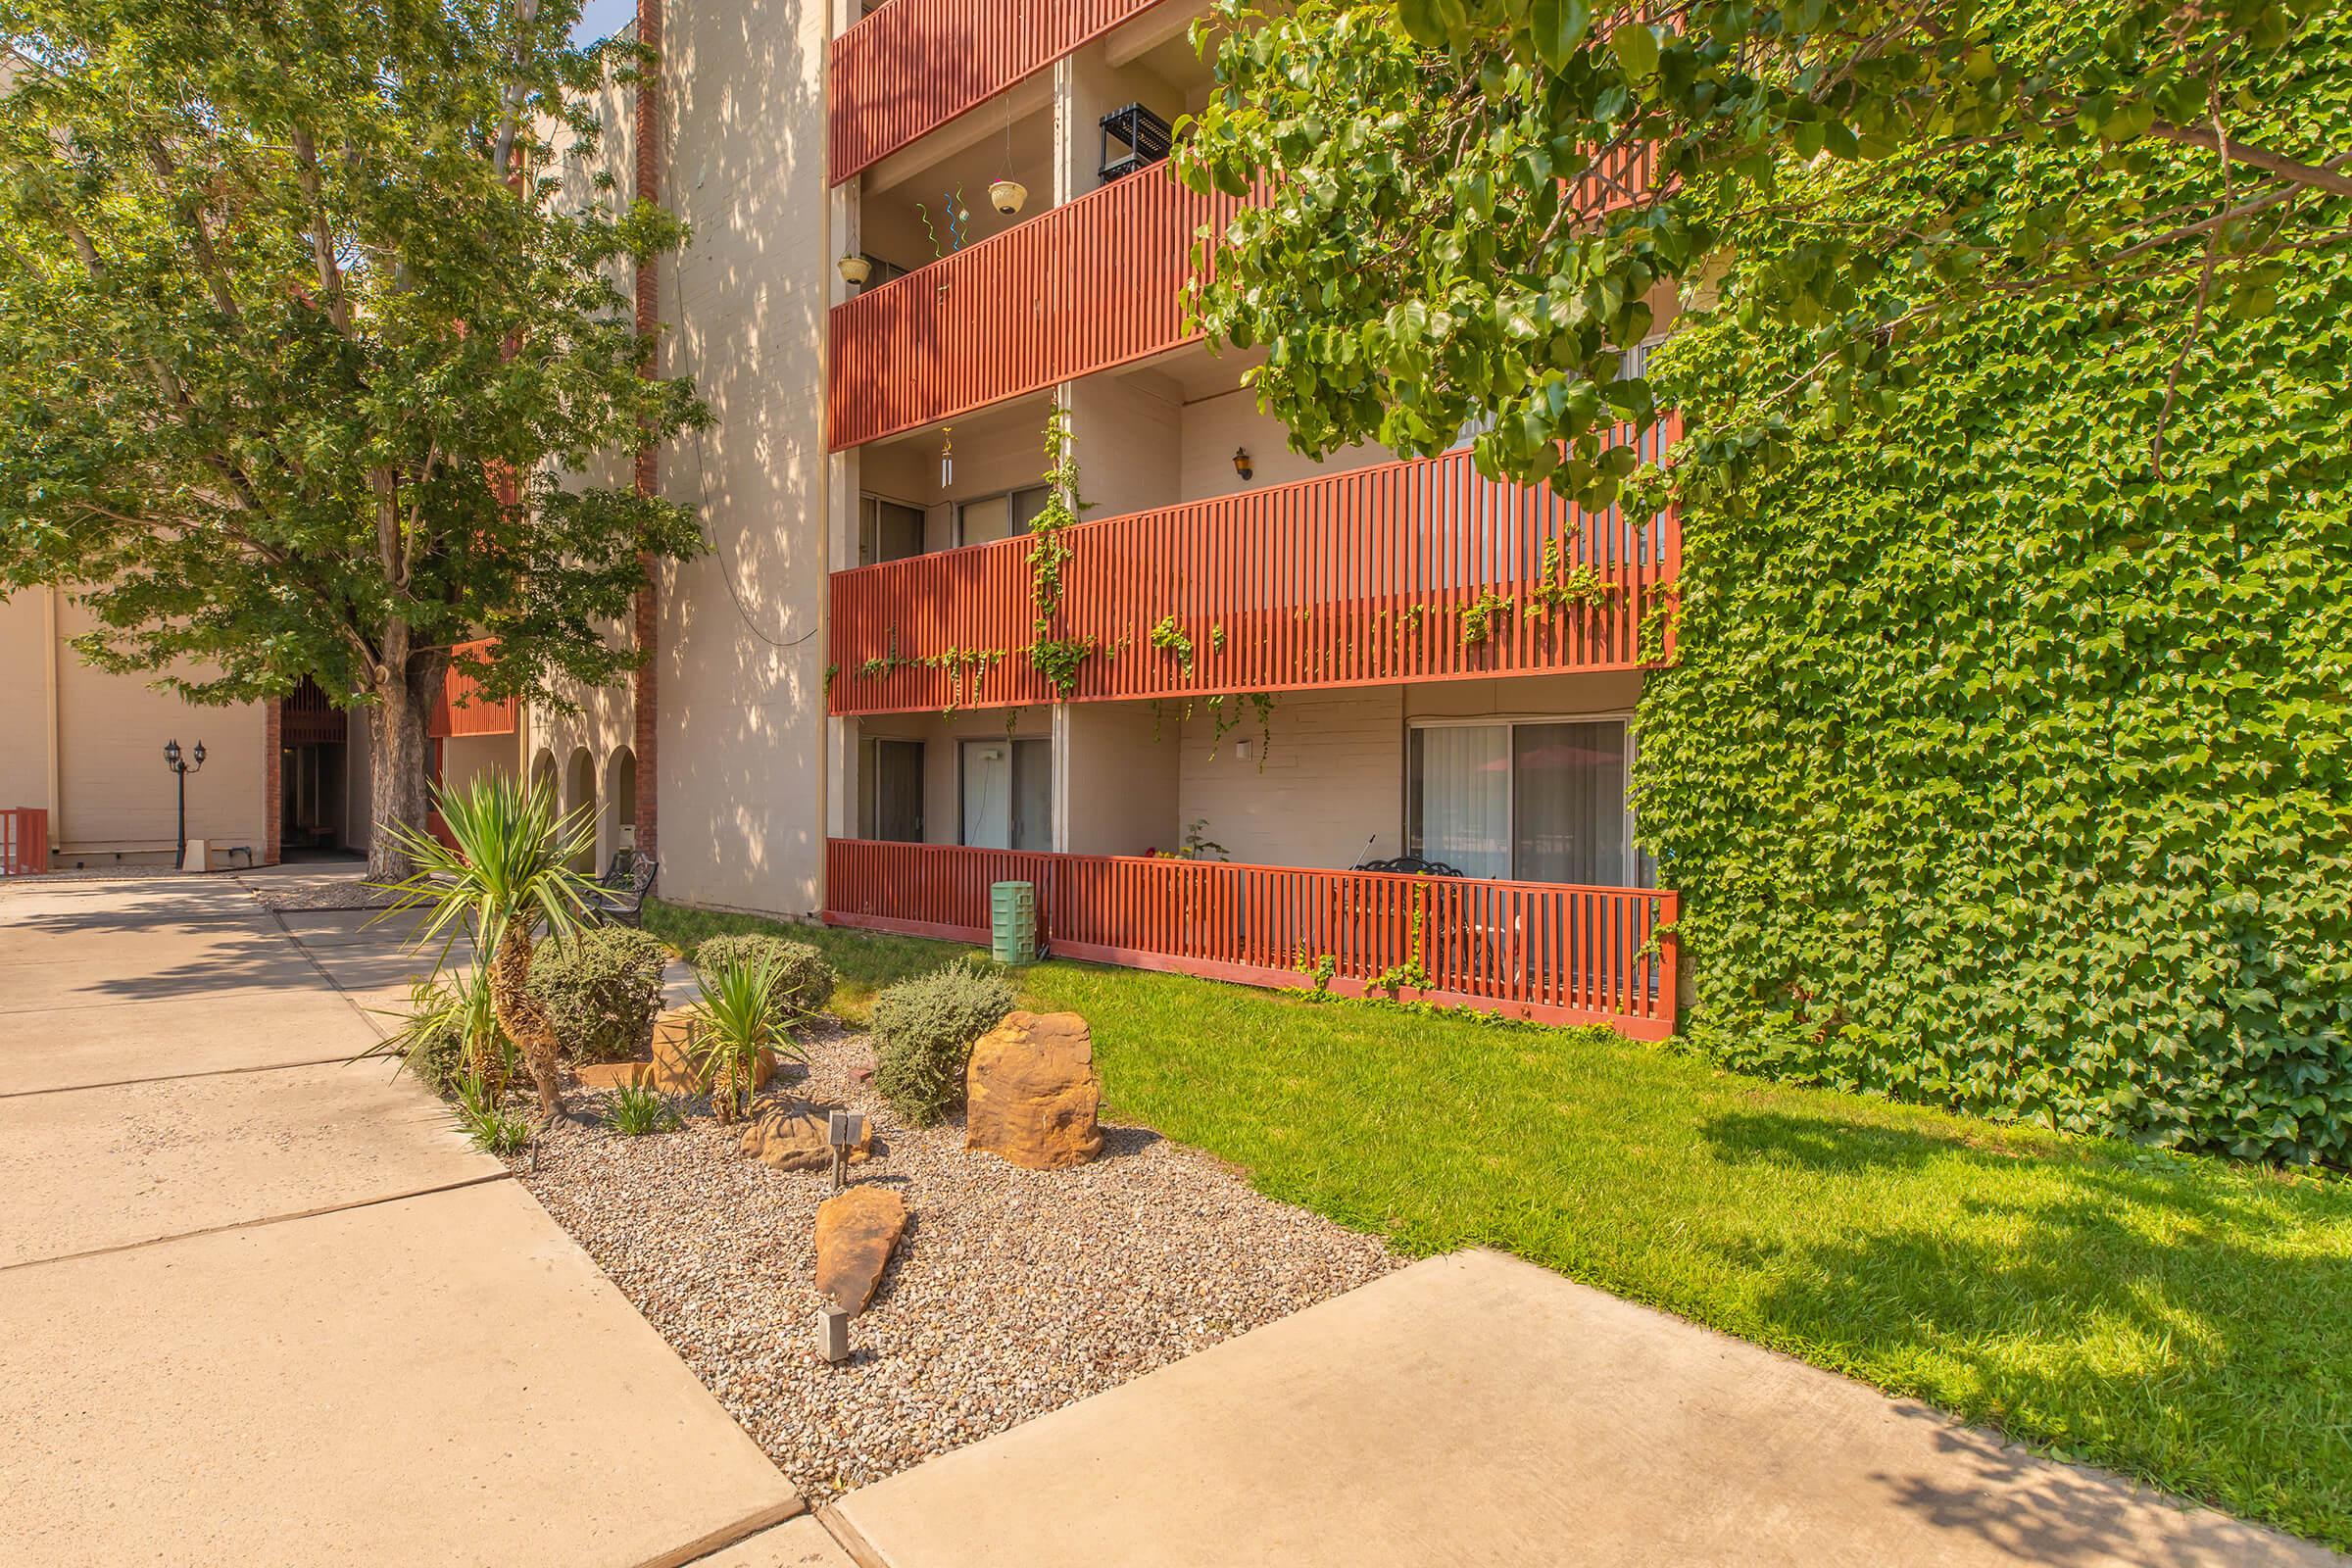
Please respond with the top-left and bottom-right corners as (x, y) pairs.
(685, 954), (807, 1123)
(379, 776), (596, 1122)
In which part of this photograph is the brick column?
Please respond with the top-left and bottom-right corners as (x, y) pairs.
(263, 699), (281, 866)
(631, 0), (663, 859)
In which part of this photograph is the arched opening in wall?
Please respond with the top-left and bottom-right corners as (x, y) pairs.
(564, 747), (597, 873)
(606, 747), (637, 858)
(531, 748), (559, 804)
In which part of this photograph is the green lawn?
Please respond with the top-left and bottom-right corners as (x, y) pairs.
(644, 900), (2352, 1550)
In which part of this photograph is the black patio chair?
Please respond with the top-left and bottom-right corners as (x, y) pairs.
(585, 850), (658, 927)
(1348, 854), (1467, 877)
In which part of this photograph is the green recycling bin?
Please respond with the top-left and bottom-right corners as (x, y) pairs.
(990, 880), (1038, 965)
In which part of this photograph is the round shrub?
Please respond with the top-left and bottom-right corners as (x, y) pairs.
(527, 925), (668, 1063)
(870, 956), (1015, 1127)
(692, 933), (838, 1018)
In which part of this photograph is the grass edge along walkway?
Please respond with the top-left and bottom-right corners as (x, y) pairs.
(644, 899), (2352, 1552)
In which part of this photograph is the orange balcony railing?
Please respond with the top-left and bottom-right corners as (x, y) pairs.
(428, 638), (518, 739)
(1, 807), (49, 876)
(830, 142), (1659, 451)
(827, 416), (1680, 714)
(829, 0), (1165, 184)
(824, 837), (1678, 1036)
(829, 169), (1246, 451)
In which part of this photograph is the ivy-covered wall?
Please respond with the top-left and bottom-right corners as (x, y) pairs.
(1640, 30), (2352, 1164)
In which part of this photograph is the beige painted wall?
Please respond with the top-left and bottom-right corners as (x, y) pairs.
(656, 0), (838, 917)
(0, 590), (53, 813)
(1175, 387), (1396, 504)
(1069, 370), (1180, 522)
(1165, 670), (1648, 871)
(1058, 701), (1179, 856)
(23, 596), (271, 865)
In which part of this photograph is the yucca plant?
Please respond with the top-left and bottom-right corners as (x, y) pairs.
(684, 954), (807, 1123)
(379, 776), (597, 1121)
(361, 961), (514, 1100)
(603, 1083), (683, 1137)
(451, 1065), (534, 1155)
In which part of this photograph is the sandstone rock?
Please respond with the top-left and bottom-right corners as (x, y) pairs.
(644, 1009), (778, 1095)
(964, 1010), (1102, 1170)
(574, 1060), (651, 1091)
(813, 1185), (907, 1313)
(737, 1101), (874, 1172)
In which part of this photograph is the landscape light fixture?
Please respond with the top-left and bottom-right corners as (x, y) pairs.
(827, 1108), (868, 1192)
(163, 739), (206, 870)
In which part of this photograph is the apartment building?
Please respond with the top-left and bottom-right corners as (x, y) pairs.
(608, 0), (1683, 1034)
(6, 0), (1681, 1035)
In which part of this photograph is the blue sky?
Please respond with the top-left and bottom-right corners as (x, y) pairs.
(572, 0), (635, 42)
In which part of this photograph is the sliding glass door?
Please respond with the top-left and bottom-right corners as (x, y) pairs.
(1406, 717), (1649, 885)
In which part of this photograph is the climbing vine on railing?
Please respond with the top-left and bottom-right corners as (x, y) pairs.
(1149, 613), (1195, 674)
(1024, 400), (1098, 699)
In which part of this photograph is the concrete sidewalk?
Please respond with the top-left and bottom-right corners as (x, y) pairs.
(0, 873), (805, 1567)
(830, 1249), (2339, 1568)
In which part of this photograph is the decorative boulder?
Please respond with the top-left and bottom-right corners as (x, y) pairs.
(737, 1102), (875, 1171)
(964, 1010), (1102, 1170)
(814, 1185), (907, 1313)
(644, 1008), (777, 1096)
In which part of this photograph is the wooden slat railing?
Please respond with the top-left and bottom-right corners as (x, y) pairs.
(829, 168), (1247, 451)
(829, 0), (1166, 184)
(828, 416), (1679, 714)
(428, 637), (519, 739)
(823, 837), (1678, 1037)
(1, 808), (50, 876)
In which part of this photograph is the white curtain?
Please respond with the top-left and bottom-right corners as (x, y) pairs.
(1408, 724), (1511, 878)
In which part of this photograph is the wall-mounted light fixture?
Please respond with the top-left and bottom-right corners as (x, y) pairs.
(1233, 447), (1253, 481)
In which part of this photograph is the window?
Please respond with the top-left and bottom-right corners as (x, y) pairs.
(959, 738), (1052, 852)
(1406, 717), (1651, 886)
(858, 495), (924, 565)
(956, 485), (1052, 547)
(850, 252), (909, 293)
(859, 738), (924, 842)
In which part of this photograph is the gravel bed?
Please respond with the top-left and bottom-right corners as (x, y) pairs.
(509, 1021), (1399, 1500)
(239, 870), (401, 910)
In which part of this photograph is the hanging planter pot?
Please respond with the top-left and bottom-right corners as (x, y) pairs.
(837, 253), (872, 285)
(988, 178), (1028, 218)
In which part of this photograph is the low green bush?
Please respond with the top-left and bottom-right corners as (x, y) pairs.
(693, 932), (837, 1019)
(870, 956), (1015, 1127)
(528, 925), (668, 1064)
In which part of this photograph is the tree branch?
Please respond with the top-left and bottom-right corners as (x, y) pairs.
(2144, 122), (2352, 197)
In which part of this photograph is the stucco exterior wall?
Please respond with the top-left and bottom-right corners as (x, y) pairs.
(1057, 700), (1179, 856)
(1176, 387), (1396, 504)
(655, 0), (838, 916)
(36, 596), (269, 865)
(0, 590), (54, 814)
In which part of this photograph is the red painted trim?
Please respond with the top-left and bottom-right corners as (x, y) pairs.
(822, 838), (1678, 1036)
(828, 419), (1681, 714)
(828, 0), (1167, 185)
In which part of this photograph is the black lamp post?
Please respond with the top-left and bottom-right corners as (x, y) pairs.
(164, 739), (206, 870)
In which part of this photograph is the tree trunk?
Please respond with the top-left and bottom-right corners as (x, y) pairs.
(364, 636), (448, 881)
(488, 917), (565, 1120)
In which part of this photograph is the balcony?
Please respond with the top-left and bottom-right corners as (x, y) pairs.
(829, 0), (1167, 184)
(428, 638), (518, 739)
(823, 838), (1678, 1036)
(829, 169), (1244, 452)
(827, 418), (1680, 715)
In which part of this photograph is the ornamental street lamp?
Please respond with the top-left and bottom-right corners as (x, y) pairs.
(163, 739), (206, 870)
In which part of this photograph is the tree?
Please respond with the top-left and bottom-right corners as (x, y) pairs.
(0, 0), (705, 876)
(1176, 0), (2349, 502)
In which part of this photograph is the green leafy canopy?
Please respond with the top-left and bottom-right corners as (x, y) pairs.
(1176, 0), (2349, 502)
(0, 0), (706, 714)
